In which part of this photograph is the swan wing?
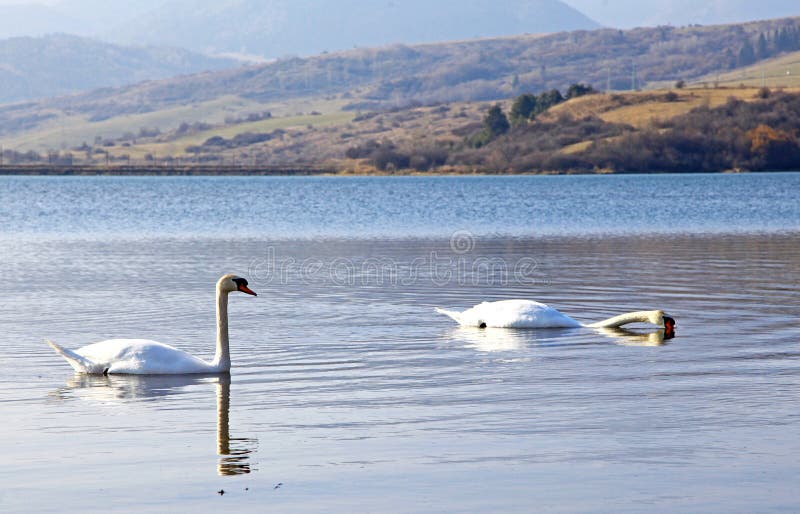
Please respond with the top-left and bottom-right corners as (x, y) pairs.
(440, 300), (582, 328)
(75, 339), (215, 375)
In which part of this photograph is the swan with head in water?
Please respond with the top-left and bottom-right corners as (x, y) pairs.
(436, 300), (675, 337)
(46, 274), (257, 375)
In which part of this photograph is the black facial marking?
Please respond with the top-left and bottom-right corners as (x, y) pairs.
(232, 277), (248, 288)
(479, 322), (487, 329)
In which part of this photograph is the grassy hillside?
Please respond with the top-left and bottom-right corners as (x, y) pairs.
(7, 86), (799, 175)
(689, 50), (800, 88)
(3, 15), (800, 151)
(545, 87), (781, 128)
(4, 15), (800, 178)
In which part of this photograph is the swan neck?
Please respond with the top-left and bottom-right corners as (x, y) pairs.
(214, 286), (231, 371)
(588, 311), (659, 329)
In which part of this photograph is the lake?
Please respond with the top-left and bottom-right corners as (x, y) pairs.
(1, 173), (799, 513)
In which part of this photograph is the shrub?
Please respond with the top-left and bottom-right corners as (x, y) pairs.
(373, 146), (410, 171)
(565, 83), (596, 100)
(509, 94), (537, 126)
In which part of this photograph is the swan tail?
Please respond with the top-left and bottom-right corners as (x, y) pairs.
(46, 340), (99, 374)
(435, 308), (464, 325)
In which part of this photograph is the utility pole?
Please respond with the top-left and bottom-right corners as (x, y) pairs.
(606, 67), (611, 92)
(631, 62), (637, 91)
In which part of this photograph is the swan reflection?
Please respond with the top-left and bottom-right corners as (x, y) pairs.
(594, 327), (672, 347)
(52, 374), (257, 476)
(450, 325), (670, 352)
(216, 376), (257, 476)
(451, 326), (571, 352)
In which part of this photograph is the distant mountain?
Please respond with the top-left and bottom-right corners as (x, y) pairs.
(0, 34), (237, 103)
(0, 0), (600, 58)
(563, 0), (799, 29)
(106, 0), (600, 58)
(0, 1), (162, 39)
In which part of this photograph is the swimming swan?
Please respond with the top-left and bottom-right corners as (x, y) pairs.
(46, 274), (257, 375)
(436, 300), (675, 335)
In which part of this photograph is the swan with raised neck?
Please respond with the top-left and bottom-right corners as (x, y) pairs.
(46, 274), (257, 375)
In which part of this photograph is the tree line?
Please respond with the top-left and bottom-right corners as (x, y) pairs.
(468, 84), (596, 148)
(737, 25), (800, 67)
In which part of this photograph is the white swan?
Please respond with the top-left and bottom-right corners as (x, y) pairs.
(436, 300), (675, 335)
(46, 274), (257, 375)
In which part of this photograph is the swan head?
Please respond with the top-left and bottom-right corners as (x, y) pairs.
(217, 274), (257, 296)
(648, 310), (676, 336)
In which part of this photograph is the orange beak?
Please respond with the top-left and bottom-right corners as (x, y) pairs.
(238, 284), (257, 296)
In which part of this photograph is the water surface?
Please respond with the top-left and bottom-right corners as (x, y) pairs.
(1, 174), (798, 512)
(1, 173), (798, 239)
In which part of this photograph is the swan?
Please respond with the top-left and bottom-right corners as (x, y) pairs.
(46, 274), (257, 375)
(436, 300), (675, 336)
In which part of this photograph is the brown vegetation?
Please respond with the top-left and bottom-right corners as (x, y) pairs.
(5, 87), (800, 174)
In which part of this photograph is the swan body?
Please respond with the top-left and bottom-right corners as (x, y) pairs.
(436, 300), (675, 333)
(46, 274), (257, 375)
(47, 339), (223, 375)
(436, 300), (582, 329)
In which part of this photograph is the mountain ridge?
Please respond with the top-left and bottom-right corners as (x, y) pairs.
(0, 33), (238, 104)
(0, 0), (600, 59)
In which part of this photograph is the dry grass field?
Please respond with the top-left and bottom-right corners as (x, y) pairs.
(691, 51), (800, 88)
(546, 87), (800, 129)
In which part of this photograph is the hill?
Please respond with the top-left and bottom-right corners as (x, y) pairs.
(3, 16), (800, 151)
(4, 16), (800, 164)
(0, 34), (237, 103)
(689, 50), (800, 88)
(4, 85), (799, 175)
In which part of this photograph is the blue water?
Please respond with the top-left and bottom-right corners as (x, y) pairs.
(1, 173), (799, 513)
(1, 173), (798, 239)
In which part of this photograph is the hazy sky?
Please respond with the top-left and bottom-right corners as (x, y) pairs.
(0, 1), (797, 30)
(563, 0), (799, 27)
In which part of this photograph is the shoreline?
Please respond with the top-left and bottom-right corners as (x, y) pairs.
(0, 165), (778, 176)
(0, 164), (335, 176)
